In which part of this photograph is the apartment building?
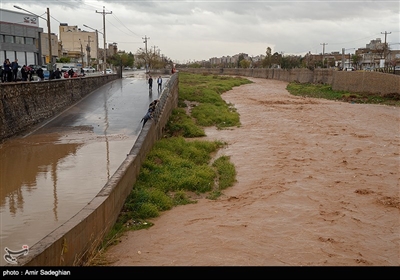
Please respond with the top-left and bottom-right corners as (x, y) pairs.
(208, 38), (399, 70)
(59, 24), (98, 67)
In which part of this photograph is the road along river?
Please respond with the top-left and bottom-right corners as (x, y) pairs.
(0, 71), (169, 265)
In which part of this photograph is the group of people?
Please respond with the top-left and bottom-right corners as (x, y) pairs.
(141, 99), (160, 127)
(33, 67), (61, 81)
(0, 59), (36, 83)
(0, 58), (65, 83)
(1, 58), (20, 82)
(148, 75), (163, 91)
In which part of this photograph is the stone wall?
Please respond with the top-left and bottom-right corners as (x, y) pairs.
(0, 75), (118, 143)
(181, 68), (400, 96)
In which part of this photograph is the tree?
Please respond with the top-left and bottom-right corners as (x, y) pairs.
(271, 52), (281, 67)
(240, 59), (251, 68)
(262, 47), (272, 68)
(351, 54), (362, 70)
(57, 57), (71, 63)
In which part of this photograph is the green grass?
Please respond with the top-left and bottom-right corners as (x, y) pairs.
(164, 107), (206, 138)
(174, 72), (252, 131)
(286, 82), (400, 106)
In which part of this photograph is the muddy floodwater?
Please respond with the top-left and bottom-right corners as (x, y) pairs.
(0, 72), (168, 265)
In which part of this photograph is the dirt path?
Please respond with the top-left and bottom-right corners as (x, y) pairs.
(102, 78), (399, 266)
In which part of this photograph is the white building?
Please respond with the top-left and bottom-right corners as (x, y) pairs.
(0, 8), (46, 66)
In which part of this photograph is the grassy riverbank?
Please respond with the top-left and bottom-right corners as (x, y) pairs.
(286, 82), (400, 106)
(89, 73), (252, 264)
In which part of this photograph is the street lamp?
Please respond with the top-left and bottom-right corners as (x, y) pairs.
(14, 5), (53, 79)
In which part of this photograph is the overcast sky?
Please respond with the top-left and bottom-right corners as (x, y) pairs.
(1, 0), (399, 63)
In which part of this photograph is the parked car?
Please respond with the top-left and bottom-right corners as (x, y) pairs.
(43, 70), (50, 80)
(63, 71), (79, 78)
(61, 65), (77, 73)
(105, 69), (113, 74)
(123, 66), (131, 70)
(82, 66), (96, 73)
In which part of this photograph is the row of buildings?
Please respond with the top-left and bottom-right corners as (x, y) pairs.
(203, 38), (399, 70)
(0, 8), (118, 71)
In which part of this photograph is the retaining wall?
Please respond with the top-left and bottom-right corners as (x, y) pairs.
(181, 68), (400, 95)
(0, 74), (118, 143)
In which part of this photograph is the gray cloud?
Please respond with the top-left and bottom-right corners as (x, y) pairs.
(2, 0), (399, 62)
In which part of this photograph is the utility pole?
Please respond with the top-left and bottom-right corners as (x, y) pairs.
(381, 31), (391, 60)
(143, 35), (150, 53)
(152, 45), (158, 65)
(96, 6), (112, 74)
(320, 43), (327, 68)
(143, 35), (150, 70)
(79, 39), (84, 66)
(341, 48), (345, 70)
(85, 36), (94, 66)
(46, 7), (53, 79)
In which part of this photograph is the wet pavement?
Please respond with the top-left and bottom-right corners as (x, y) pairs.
(0, 71), (169, 264)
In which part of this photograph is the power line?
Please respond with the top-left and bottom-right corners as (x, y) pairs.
(110, 13), (142, 38)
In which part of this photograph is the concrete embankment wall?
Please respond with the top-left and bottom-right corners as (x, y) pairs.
(181, 68), (400, 95)
(11, 73), (179, 266)
(0, 74), (119, 143)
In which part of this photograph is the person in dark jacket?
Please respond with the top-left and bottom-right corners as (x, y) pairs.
(53, 68), (62, 79)
(36, 67), (44, 81)
(68, 68), (74, 78)
(21, 65), (28, 81)
(148, 75), (153, 90)
(11, 59), (19, 82)
(3, 58), (12, 82)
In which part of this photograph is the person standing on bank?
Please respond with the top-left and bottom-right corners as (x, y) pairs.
(148, 75), (153, 91)
(68, 68), (74, 78)
(3, 58), (11, 82)
(53, 68), (62, 79)
(11, 59), (19, 82)
(21, 65), (28, 81)
(157, 76), (162, 91)
(36, 67), (44, 81)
